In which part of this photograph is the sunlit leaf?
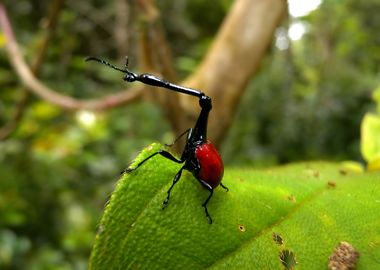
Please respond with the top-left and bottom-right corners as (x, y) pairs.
(361, 113), (380, 164)
(368, 157), (380, 172)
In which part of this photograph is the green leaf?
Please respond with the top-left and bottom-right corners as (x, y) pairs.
(90, 143), (380, 269)
(361, 113), (380, 164)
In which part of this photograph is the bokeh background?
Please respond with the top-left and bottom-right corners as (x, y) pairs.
(0, 0), (379, 269)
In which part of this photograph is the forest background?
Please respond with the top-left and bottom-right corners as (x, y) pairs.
(0, 0), (379, 268)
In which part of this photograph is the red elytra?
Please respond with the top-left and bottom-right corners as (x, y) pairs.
(195, 142), (224, 188)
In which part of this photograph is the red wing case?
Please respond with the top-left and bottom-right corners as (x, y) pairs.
(195, 142), (224, 188)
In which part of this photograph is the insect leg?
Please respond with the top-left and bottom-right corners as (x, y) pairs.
(198, 179), (214, 224)
(220, 182), (229, 192)
(123, 150), (183, 173)
(162, 165), (186, 209)
(164, 128), (192, 147)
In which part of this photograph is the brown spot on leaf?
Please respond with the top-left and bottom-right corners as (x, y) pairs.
(273, 233), (284, 245)
(328, 241), (360, 270)
(279, 249), (297, 270)
(339, 169), (348, 175)
(238, 224), (246, 232)
(327, 181), (336, 188)
(287, 195), (296, 203)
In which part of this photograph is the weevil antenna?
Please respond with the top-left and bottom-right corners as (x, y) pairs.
(85, 57), (204, 97)
(85, 56), (130, 74)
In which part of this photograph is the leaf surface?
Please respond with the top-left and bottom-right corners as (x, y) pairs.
(90, 143), (380, 269)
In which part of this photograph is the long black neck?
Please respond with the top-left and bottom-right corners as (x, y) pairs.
(192, 95), (212, 143)
(132, 73), (212, 143)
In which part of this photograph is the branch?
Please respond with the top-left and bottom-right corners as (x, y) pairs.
(0, 3), (142, 111)
(135, 0), (184, 137)
(31, 0), (64, 74)
(0, 0), (65, 140)
(181, 0), (288, 147)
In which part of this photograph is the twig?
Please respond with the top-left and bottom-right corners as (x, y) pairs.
(0, 0), (65, 140)
(0, 0), (63, 140)
(0, 3), (142, 112)
(31, 0), (64, 73)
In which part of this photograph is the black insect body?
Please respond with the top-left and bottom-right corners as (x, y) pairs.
(86, 57), (228, 224)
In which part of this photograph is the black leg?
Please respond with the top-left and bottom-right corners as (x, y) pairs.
(165, 128), (192, 147)
(198, 179), (214, 224)
(220, 182), (229, 192)
(123, 150), (184, 173)
(162, 165), (185, 209)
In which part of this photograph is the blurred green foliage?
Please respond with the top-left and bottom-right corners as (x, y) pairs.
(0, 0), (379, 269)
(223, 0), (380, 165)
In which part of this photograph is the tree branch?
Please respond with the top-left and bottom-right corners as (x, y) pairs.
(0, 0), (64, 140)
(31, 0), (64, 73)
(181, 0), (288, 147)
(135, 0), (183, 136)
(0, 3), (142, 112)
